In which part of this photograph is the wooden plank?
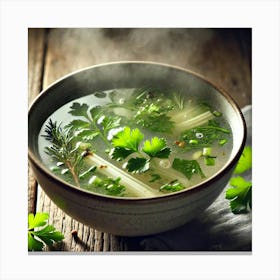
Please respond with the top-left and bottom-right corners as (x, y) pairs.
(34, 28), (251, 252)
(28, 28), (46, 214)
(41, 28), (251, 109)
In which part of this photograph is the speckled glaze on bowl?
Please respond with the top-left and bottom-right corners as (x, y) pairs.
(28, 61), (246, 236)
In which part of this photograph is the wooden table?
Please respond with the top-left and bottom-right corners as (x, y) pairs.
(28, 28), (251, 252)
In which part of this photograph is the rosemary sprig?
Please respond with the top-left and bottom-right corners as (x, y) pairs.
(42, 119), (86, 188)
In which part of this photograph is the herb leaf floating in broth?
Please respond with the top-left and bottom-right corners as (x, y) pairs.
(172, 158), (206, 180)
(110, 127), (171, 174)
(67, 102), (121, 146)
(180, 120), (231, 149)
(109, 87), (177, 133)
(142, 137), (171, 158)
(160, 180), (185, 193)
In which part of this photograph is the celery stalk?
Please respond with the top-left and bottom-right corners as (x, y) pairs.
(174, 111), (214, 133)
(85, 153), (160, 198)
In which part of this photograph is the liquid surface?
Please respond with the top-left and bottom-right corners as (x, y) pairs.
(38, 87), (233, 198)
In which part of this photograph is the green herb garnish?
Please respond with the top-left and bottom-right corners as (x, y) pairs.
(67, 102), (121, 146)
(181, 121), (231, 149)
(28, 212), (64, 251)
(226, 176), (252, 214)
(149, 174), (161, 182)
(88, 176), (126, 196)
(160, 180), (185, 193)
(234, 146), (252, 174)
(172, 158), (206, 180)
(226, 145), (252, 214)
(110, 127), (171, 173)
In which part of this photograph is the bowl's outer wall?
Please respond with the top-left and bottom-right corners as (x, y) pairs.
(28, 62), (246, 236)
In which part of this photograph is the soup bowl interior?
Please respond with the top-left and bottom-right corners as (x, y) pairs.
(28, 61), (246, 236)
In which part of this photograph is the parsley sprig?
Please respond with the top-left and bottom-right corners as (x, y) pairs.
(66, 102), (121, 146)
(109, 127), (171, 173)
(226, 146), (252, 214)
(109, 87), (180, 133)
(28, 212), (64, 251)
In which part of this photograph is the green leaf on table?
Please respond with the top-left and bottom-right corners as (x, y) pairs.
(172, 158), (206, 180)
(234, 146), (252, 174)
(28, 212), (49, 230)
(28, 232), (44, 251)
(142, 137), (171, 158)
(226, 176), (252, 214)
(28, 212), (64, 251)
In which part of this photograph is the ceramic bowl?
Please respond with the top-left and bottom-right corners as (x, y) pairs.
(28, 61), (246, 236)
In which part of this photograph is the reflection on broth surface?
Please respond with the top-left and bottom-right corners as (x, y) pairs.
(38, 87), (232, 198)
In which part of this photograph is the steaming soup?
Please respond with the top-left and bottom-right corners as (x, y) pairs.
(38, 87), (232, 198)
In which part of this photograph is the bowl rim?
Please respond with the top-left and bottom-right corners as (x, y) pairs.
(28, 60), (247, 204)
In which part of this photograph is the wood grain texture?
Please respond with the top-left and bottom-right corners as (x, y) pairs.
(29, 28), (251, 252)
(28, 28), (46, 214)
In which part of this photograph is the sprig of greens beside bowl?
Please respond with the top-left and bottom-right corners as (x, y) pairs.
(28, 212), (64, 251)
(28, 62), (246, 236)
(226, 146), (252, 214)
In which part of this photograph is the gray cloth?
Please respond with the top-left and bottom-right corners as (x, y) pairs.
(140, 106), (252, 251)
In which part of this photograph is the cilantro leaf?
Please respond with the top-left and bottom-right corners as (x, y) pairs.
(68, 102), (89, 119)
(32, 225), (64, 246)
(160, 180), (185, 193)
(109, 147), (135, 161)
(234, 146), (252, 174)
(97, 115), (121, 133)
(28, 212), (49, 229)
(112, 127), (144, 153)
(28, 232), (44, 251)
(124, 157), (150, 173)
(172, 158), (206, 180)
(142, 137), (171, 158)
(89, 106), (103, 121)
(66, 119), (90, 131)
(110, 127), (172, 173)
(226, 176), (252, 214)
(28, 212), (64, 251)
